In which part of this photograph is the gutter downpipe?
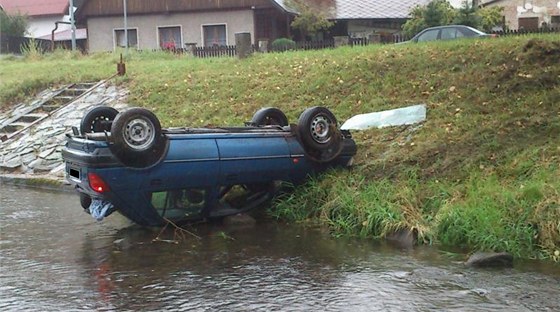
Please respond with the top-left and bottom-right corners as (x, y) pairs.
(51, 21), (71, 51)
(123, 0), (128, 56)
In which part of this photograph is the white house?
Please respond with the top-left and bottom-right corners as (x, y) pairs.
(0, 0), (73, 38)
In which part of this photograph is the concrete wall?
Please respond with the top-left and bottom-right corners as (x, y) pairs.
(87, 10), (255, 52)
(484, 0), (560, 30)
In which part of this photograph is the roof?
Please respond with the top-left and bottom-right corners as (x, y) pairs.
(37, 28), (87, 41)
(76, 0), (273, 20)
(0, 0), (69, 17)
(272, 0), (431, 19)
(479, 0), (504, 5)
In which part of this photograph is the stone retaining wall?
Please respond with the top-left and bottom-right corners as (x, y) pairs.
(0, 83), (128, 181)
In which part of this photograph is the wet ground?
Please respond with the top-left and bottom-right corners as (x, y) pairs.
(1, 184), (559, 311)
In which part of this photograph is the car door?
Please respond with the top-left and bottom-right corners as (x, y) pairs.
(416, 29), (440, 42)
(441, 27), (459, 40)
(216, 134), (292, 186)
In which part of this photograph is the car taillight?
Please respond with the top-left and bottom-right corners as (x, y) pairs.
(88, 173), (110, 193)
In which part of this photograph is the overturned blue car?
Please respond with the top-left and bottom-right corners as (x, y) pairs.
(62, 106), (357, 226)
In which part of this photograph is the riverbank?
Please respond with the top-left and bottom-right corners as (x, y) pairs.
(1, 35), (558, 262)
(0, 173), (72, 192)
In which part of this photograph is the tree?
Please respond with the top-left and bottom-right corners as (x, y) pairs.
(453, 1), (480, 27)
(478, 6), (505, 32)
(424, 0), (456, 26)
(286, 0), (334, 40)
(0, 11), (28, 37)
(402, 5), (428, 37)
(402, 0), (456, 37)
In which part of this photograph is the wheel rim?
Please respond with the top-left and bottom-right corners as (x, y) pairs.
(122, 117), (156, 150)
(310, 115), (331, 144)
(90, 115), (110, 132)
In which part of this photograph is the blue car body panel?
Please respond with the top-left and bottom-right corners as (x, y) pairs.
(63, 126), (356, 226)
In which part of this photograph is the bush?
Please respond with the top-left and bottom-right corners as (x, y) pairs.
(271, 38), (296, 51)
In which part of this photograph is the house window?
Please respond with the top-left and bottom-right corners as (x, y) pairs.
(551, 16), (560, 24)
(203, 24), (227, 47)
(518, 17), (539, 30)
(158, 26), (182, 50)
(114, 29), (138, 49)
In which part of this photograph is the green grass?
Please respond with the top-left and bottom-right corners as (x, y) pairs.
(0, 50), (116, 110)
(1, 35), (559, 261)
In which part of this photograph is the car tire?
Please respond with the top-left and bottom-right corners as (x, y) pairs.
(250, 107), (289, 126)
(110, 107), (167, 168)
(80, 106), (119, 134)
(297, 106), (343, 163)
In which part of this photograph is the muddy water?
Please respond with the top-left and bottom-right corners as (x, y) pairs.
(1, 184), (559, 311)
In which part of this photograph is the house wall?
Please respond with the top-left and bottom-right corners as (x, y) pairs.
(483, 0), (560, 30)
(27, 15), (71, 38)
(87, 10), (255, 52)
(347, 20), (405, 38)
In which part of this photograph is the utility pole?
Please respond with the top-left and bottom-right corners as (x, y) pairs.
(70, 0), (76, 51)
(123, 0), (128, 55)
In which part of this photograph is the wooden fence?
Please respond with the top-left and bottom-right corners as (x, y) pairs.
(349, 37), (369, 46)
(489, 27), (559, 36)
(0, 34), (88, 54)
(0, 35), (51, 54)
(294, 40), (335, 50)
(194, 45), (237, 58)
(151, 40), (336, 57)
(391, 34), (411, 43)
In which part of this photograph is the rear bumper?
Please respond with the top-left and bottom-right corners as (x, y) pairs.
(61, 137), (119, 168)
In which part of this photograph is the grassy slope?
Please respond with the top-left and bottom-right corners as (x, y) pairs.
(1, 36), (558, 260)
(0, 51), (116, 110)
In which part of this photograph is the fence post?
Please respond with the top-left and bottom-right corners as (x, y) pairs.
(334, 36), (349, 48)
(235, 32), (252, 59)
(185, 43), (196, 56)
(258, 39), (269, 53)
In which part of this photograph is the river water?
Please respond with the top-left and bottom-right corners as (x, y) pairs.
(1, 184), (559, 311)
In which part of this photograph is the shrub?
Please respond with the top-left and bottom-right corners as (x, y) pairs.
(271, 38), (296, 51)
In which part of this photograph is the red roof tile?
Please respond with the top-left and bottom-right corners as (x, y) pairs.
(0, 0), (69, 17)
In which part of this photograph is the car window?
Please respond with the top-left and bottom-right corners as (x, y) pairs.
(151, 188), (206, 219)
(458, 27), (477, 37)
(416, 29), (439, 42)
(441, 28), (458, 40)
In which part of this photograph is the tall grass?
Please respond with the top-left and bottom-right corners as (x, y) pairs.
(20, 39), (43, 60)
(271, 165), (559, 260)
